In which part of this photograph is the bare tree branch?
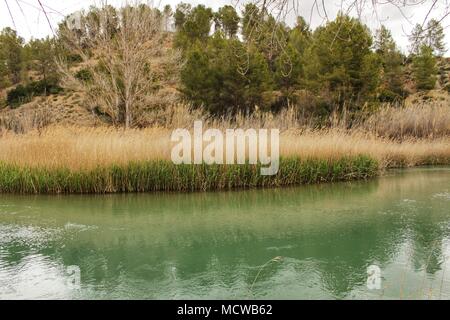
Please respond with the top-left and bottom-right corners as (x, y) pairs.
(4, 0), (17, 30)
(58, 1), (181, 128)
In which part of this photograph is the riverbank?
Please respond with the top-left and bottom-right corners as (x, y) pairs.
(0, 127), (448, 194)
(0, 156), (377, 194)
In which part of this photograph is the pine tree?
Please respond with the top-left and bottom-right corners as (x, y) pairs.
(426, 19), (447, 57)
(215, 5), (239, 38)
(290, 17), (311, 56)
(309, 14), (378, 106)
(0, 28), (24, 85)
(374, 25), (396, 55)
(374, 25), (404, 100)
(273, 17), (311, 97)
(413, 45), (438, 90)
(361, 52), (382, 97)
(181, 34), (272, 115)
(409, 24), (425, 56)
(25, 37), (58, 86)
(174, 3), (191, 30)
(409, 20), (447, 57)
(242, 3), (262, 42)
(174, 4), (213, 49)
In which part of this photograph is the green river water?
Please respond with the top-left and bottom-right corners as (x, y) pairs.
(0, 167), (450, 300)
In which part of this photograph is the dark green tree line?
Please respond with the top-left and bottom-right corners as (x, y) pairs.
(1, 3), (446, 120)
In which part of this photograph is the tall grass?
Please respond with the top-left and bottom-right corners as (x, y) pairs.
(0, 126), (448, 171)
(0, 156), (377, 194)
(2, 99), (449, 138)
(0, 101), (449, 194)
(281, 129), (450, 169)
(361, 101), (450, 140)
(161, 101), (450, 140)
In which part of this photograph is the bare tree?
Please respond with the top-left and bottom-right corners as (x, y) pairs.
(58, 2), (181, 128)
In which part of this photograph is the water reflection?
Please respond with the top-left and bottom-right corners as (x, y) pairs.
(0, 167), (450, 299)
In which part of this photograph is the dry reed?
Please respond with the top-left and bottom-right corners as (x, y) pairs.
(0, 101), (448, 193)
(0, 126), (448, 171)
(361, 101), (450, 140)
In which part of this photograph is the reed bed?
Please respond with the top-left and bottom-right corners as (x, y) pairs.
(361, 101), (450, 140)
(0, 126), (448, 170)
(0, 156), (377, 194)
(0, 126), (171, 170)
(0, 125), (448, 194)
(281, 129), (450, 168)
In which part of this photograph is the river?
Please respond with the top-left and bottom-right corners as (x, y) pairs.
(1, 167), (449, 299)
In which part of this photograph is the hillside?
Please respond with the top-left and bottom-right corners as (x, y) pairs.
(0, 24), (450, 132)
(1, 57), (450, 133)
(0, 90), (101, 133)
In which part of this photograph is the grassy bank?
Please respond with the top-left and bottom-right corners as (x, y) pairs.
(0, 125), (448, 194)
(0, 156), (378, 194)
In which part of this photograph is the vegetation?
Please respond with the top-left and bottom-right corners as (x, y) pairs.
(0, 101), (449, 193)
(173, 4), (444, 119)
(0, 3), (445, 121)
(409, 19), (447, 57)
(58, 5), (181, 128)
(0, 2), (448, 194)
(0, 156), (378, 194)
(362, 99), (450, 139)
(1, 28), (61, 108)
(413, 45), (438, 91)
(6, 77), (62, 107)
(374, 26), (405, 101)
(0, 28), (23, 87)
(0, 126), (447, 194)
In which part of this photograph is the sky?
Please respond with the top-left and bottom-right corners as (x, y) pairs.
(1, 0), (450, 54)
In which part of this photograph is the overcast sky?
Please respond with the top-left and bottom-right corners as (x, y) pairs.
(1, 0), (449, 54)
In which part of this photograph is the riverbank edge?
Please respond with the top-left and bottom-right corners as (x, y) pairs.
(0, 156), (379, 194)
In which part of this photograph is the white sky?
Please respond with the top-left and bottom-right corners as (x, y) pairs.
(1, 0), (449, 55)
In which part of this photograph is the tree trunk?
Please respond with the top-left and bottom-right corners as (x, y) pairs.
(125, 100), (130, 129)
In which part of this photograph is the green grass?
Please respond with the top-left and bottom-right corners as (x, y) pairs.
(0, 155), (379, 194)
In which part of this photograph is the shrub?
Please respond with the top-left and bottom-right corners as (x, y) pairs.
(6, 84), (30, 106)
(75, 69), (93, 82)
(378, 89), (402, 103)
(445, 83), (450, 93)
(6, 77), (62, 107)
